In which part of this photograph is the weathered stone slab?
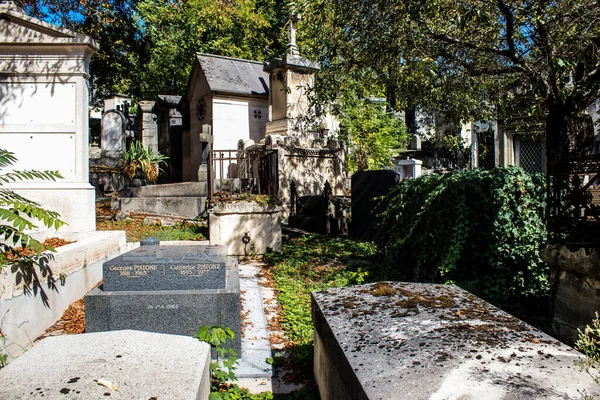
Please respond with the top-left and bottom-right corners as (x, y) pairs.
(0, 330), (210, 400)
(85, 261), (242, 353)
(103, 243), (227, 291)
(312, 282), (600, 400)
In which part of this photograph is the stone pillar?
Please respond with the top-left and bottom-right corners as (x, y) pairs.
(0, 2), (98, 231)
(198, 124), (212, 182)
(264, 55), (320, 137)
(139, 100), (158, 152)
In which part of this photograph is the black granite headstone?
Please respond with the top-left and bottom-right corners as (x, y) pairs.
(85, 240), (242, 353)
(103, 244), (227, 292)
(350, 170), (400, 241)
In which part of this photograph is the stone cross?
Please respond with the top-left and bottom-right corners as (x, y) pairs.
(286, 14), (300, 56)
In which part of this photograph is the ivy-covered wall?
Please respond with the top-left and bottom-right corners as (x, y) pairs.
(375, 167), (548, 306)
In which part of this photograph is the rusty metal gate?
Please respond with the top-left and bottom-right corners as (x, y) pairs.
(258, 150), (278, 196)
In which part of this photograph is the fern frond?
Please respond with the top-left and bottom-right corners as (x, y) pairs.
(0, 149), (18, 170)
(0, 170), (63, 185)
(0, 224), (45, 255)
(0, 189), (41, 207)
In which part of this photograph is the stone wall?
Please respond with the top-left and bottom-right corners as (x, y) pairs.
(544, 244), (600, 344)
(0, 231), (126, 359)
(208, 201), (282, 256)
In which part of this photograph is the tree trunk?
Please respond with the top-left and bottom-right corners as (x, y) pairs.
(545, 98), (571, 162)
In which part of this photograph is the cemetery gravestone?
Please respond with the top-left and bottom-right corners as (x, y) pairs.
(85, 239), (242, 352)
(100, 110), (126, 152)
(350, 170), (400, 241)
(0, 330), (211, 400)
(102, 244), (226, 291)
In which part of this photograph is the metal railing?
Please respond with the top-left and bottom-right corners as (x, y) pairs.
(547, 155), (600, 246)
(207, 149), (278, 201)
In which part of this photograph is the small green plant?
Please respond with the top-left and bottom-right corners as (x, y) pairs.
(575, 312), (600, 387)
(253, 195), (279, 207)
(0, 328), (7, 369)
(194, 325), (239, 391)
(122, 141), (168, 183)
(193, 326), (276, 399)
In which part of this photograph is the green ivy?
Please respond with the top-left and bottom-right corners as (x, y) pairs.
(375, 167), (548, 305)
(194, 325), (238, 393)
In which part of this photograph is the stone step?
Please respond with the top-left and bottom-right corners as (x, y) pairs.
(312, 282), (600, 400)
(119, 196), (207, 219)
(119, 181), (208, 198)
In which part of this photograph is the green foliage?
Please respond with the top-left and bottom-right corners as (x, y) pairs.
(122, 141), (168, 183)
(209, 386), (274, 400)
(19, 0), (288, 102)
(0, 328), (6, 369)
(194, 325), (276, 400)
(194, 325), (238, 391)
(575, 312), (600, 387)
(261, 235), (377, 386)
(336, 93), (409, 173)
(18, 0), (143, 104)
(134, 0), (287, 98)
(0, 149), (65, 306)
(376, 167), (548, 304)
(97, 215), (207, 242)
(264, 235), (377, 345)
(299, 0), (600, 153)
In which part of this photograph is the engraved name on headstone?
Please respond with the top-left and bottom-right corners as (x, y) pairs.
(102, 243), (227, 291)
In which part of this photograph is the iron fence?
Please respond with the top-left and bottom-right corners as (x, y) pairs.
(208, 149), (278, 201)
(547, 155), (600, 246)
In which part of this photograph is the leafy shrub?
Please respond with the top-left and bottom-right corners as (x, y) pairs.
(375, 167), (548, 304)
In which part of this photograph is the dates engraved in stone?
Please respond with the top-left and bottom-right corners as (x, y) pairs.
(108, 263), (222, 278)
(102, 246), (227, 292)
(170, 263), (221, 276)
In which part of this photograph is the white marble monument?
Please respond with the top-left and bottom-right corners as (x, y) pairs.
(0, 1), (97, 232)
(0, 2), (127, 361)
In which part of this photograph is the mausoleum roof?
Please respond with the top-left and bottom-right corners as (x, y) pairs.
(0, 1), (98, 50)
(196, 53), (269, 97)
(157, 95), (182, 106)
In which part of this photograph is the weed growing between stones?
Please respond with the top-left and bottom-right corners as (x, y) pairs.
(575, 312), (600, 389)
(0, 328), (6, 369)
(194, 325), (273, 400)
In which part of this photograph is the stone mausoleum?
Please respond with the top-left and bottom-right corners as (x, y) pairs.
(0, 1), (126, 360)
(122, 19), (347, 231)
